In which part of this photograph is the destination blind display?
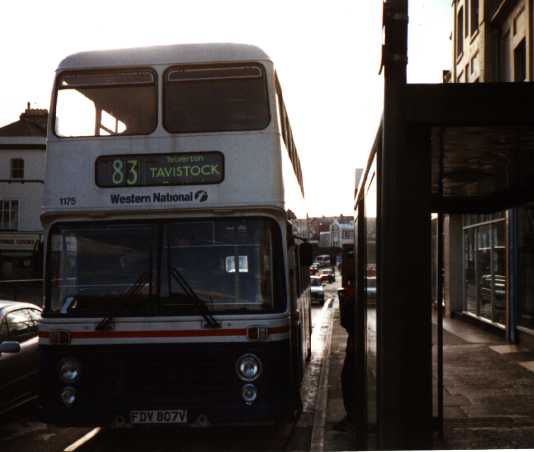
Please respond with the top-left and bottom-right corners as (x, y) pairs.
(95, 152), (224, 187)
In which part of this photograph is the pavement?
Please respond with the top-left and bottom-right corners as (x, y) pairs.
(309, 300), (534, 451)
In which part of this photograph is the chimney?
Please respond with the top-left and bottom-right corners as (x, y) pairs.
(20, 102), (48, 131)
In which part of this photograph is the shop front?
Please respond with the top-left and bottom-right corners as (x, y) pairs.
(0, 232), (41, 280)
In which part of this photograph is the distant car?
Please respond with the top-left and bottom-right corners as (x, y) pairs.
(0, 301), (41, 415)
(319, 267), (335, 284)
(310, 276), (325, 305)
(315, 255), (331, 268)
(309, 263), (319, 275)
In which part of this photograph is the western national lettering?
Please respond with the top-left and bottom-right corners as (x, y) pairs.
(110, 192), (198, 205)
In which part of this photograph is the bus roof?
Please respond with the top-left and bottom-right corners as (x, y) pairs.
(57, 43), (272, 71)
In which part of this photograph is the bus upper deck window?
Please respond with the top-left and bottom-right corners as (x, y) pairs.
(164, 64), (270, 133)
(54, 69), (157, 138)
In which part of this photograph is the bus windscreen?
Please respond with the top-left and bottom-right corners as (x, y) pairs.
(46, 218), (286, 317)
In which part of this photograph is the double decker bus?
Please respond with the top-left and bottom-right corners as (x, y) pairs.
(39, 43), (312, 428)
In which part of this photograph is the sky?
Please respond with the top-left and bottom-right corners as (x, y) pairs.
(0, 0), (451, 217)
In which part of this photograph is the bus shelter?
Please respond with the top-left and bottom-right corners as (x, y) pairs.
(351, 6), (534, 447)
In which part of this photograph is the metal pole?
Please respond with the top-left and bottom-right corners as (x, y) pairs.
(380, 0), (433, 448)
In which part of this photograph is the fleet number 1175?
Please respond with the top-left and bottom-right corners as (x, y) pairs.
(59, 197), (77, 206)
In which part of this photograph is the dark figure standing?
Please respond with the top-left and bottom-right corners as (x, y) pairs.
(334, 252), (356, 432)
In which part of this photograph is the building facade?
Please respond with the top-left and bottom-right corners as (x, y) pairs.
(330, 218), (354, 249)
(450, 0), (534, 346)
(0, 105), (47, 279)
(452, 0), (530, 83)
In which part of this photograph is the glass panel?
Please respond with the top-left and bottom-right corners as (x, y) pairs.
(0, 200), (18, 231)
(492, 222), (506, 324)
(364, 168), (377, 428)
(477, 224), (492, 319)
(10, 201), (18, 230)
(167, 65), (261, 82)
(46, 219), (285, 317)
(164, 64), (270, 133)
(519, 204), (534, 329)
(431, 217), (438, 304)
(60, 71), (154, 87)
(55, 70), (157, 137)
(47, 224), (156, 316)
(10, 158), (24, 179)
(165, 218), (284, 313)
(464, 228), (477, 314)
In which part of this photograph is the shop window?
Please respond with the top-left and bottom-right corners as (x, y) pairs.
(364, 170), (377, 427)
(514, 38), (526, 82)
(10, 158), (24, 179)
(501, 30), (512, 82)
(457, 7), (464, 56)
(463, 214), (507, 325)
(470, 0), (479, 35)
(0, 200), (19, 230)
(465, 0), (469, 38)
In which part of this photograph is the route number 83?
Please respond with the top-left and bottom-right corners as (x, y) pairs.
(111, 159), (139, 186)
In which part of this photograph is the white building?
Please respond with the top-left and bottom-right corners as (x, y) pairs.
(0, 105), (46, 279)
(330, 219), (354, 249)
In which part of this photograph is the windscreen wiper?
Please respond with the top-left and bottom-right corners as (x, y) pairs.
(169, 267), (221, 329)
(95, 307), (115, 331)
(95, 271), (151, 331)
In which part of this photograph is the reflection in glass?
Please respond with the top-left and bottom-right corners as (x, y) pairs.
(477, 225), (492, 319)
(46, 218), (285, 317)
(462, 215), (507, 325)
(464, 228), (477, 314)
(165, 218), (282, 313)
(48, 224), (155, 316)
(492, 223), (506, 324)
(164, 64), (270, 133)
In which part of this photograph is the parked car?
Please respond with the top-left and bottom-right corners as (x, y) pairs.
(319, 267), (335, 284)
(310, 276), (325, 305)
(0, 301), (41, 415)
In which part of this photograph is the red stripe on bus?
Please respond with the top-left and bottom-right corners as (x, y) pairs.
(39, 325), (289, 339)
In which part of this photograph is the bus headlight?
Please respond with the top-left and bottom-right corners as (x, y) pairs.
(236, 354), (262, 382)
(60, 386), (77, 407)
(58, 358), (81, 383)
(242, 384), (258, 404)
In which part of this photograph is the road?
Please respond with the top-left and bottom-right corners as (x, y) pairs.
(0, 278), (339, 452)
